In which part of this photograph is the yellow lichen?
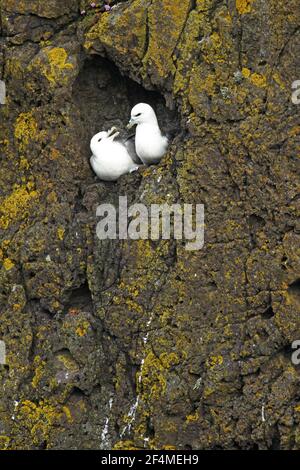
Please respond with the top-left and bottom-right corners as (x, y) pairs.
(57, 354), (78, 371)
(31, 356), (46, 389)
(0, 183), (39, 230)
(2, 258), (15, 271)
(250, 72), (267, 87)
(0, 436), (10, 450)
(49, 148), (61, 160)
(43, 47), (74, 85)
(236, 0), (254, 15)
(19, 157), (30, 170)
(242, 68), (267, 87)
(142, 0), (191, 79)
(137, 351), (180, 401)
(207, 355), (224, 369)
(85, 0), (148, 61)
(12, 303), (22, 311)
(75, 320), (90, 337)
(14, 112), (38, 151)
(17, 400), (64, 446)
(62, 406), (73, 423)
(113, 440), (140, 450)
(57, 227), (65, 241)
(185, 411), (199, 423)
(242, 67), (251, 78)
(273, 72), (286, 90)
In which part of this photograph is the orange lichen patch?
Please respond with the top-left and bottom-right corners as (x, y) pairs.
(236, 0), (254, 15)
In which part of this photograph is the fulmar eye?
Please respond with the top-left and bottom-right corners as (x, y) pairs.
(134, 113), (142, 117)
(98, 137), (102, 142)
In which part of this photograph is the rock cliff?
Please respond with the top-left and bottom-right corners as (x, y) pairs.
(0, 0), (299, 449)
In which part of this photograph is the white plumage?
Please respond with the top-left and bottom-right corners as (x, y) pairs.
(90, 128), (139, 182)
(127, 103), (169, 165)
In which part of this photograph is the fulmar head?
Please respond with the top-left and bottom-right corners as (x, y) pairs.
(92, 131), (108, 143)
(90, 131), (109, 156)
(127, 103), (158, 129)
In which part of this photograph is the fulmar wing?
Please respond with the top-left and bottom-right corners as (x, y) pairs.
(107, 127), (142, 164)
(123, 134), (142, 164)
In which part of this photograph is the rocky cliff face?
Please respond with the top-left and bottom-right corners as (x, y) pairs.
(0, 0), (299, 450)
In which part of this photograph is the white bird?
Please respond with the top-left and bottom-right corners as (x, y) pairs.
(90, 127), (139, 182)
(127, 103), (169, 165)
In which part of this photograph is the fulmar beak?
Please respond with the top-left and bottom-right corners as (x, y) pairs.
(108, 131), (120, 141)
(126, 119), (135, 130)
(107, 126), (119, 137)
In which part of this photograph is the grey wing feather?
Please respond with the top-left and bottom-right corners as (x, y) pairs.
(108, 129), (143, 164)
(123, 135), (143, 164)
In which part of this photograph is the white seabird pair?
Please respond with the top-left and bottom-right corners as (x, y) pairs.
(90, 103), (169, 182)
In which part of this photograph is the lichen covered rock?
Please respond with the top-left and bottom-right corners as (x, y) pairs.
(0, 0), (299, 450)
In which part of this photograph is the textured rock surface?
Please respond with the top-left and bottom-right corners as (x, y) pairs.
(0, 0), (299, 450)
